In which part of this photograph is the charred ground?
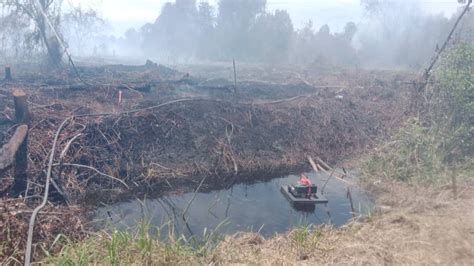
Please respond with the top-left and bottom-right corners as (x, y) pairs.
(0, 62), (417, 261)
(0, 62), (415, 201)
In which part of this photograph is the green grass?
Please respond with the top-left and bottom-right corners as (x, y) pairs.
(289, 225), (323, 260)
(363, 43), (474, 185)
(362, 117), (473, 185)
(42, 220), (226, 265)
(363, 118), (445, 183)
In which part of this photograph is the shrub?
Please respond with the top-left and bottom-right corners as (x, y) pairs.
(363, 43), (474, 183)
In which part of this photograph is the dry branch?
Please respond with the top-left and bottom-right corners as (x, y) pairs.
(182, 176), (206, 221)
(52, 163), (129, 189)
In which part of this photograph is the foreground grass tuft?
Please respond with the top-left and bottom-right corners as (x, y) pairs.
(43, 220), (224, 265)
(289, 225), (323, 260)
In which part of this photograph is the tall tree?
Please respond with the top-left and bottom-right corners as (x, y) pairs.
(358, 0), (451, 68)
(215, 0), (266, 59)
(62, 6), (105, 56)
(249, 9), (293, 62)
(1, 0), (64, 66)
(195, 2), (215, 58)
(142, 0), (200, 60)
(341, 22), (357, 42)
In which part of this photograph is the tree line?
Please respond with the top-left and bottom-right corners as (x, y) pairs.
(128, 0), (358, 67)
(101, 0), (474, 69)
(0, 0), (472, 69)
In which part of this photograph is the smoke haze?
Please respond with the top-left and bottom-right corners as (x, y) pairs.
(1, 0), (472, 69)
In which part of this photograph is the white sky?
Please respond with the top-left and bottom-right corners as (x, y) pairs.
(68, 0), (463, 37)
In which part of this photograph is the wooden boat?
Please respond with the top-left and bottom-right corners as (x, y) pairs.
(280, 184), (328, 205)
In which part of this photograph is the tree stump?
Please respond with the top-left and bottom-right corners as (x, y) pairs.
(13, 89), (29, 123)
(4, 66), (12, 81)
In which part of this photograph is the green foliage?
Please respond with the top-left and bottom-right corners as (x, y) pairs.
(363, 44), (474, 183)
(289, 225), (322, 260)
(433, 43), (474, 160)
(364, 118), (445, 183)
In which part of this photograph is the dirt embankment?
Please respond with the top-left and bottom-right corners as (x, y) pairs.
(1, 63), (415, 202)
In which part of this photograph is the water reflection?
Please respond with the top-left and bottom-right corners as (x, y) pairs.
(94, 171), (373, 238)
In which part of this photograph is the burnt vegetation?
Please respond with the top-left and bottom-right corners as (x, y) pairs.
(0, 0), (473, 264)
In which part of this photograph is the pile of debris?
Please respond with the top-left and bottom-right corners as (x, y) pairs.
(0, 198), (87, 264)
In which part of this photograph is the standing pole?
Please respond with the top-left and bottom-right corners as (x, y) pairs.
(13, 89), (29, 124)
(233, 58), (237, 94)
(451, 165), (458, 200)
(5, 65), (12, 81)
(347, 187), (355, 218)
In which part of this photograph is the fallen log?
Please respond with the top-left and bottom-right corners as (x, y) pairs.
(13, 89), (29, 123)
(307, 155), (353, 185)
(0, 125), (28, 196)
(315, 157), (332, 171)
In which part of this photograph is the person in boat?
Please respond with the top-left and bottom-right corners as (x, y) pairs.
(298, 174), (312, 198)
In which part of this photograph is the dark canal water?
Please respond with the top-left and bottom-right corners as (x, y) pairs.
(94, 171), (373, 238)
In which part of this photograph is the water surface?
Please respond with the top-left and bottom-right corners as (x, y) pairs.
(94, 171), (373, 237)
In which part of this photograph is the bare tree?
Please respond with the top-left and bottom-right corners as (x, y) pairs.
(0, 5), (29, 58)
(0, 0), (64, 66)
(62, 6), (104, 56)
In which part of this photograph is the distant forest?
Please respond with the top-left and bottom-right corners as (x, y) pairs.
(115, 0), (474, 68)
(1, 0), (473, 69)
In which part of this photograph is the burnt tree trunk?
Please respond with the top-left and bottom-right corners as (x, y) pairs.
(13, 89), (29, 123)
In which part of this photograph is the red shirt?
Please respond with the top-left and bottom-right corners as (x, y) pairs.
(299, 175), (311, 186)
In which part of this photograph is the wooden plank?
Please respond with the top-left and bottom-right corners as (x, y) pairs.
(307, 155), (353, 185)
(315, 157), (332, 171)
(307, 156), (319, 172)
